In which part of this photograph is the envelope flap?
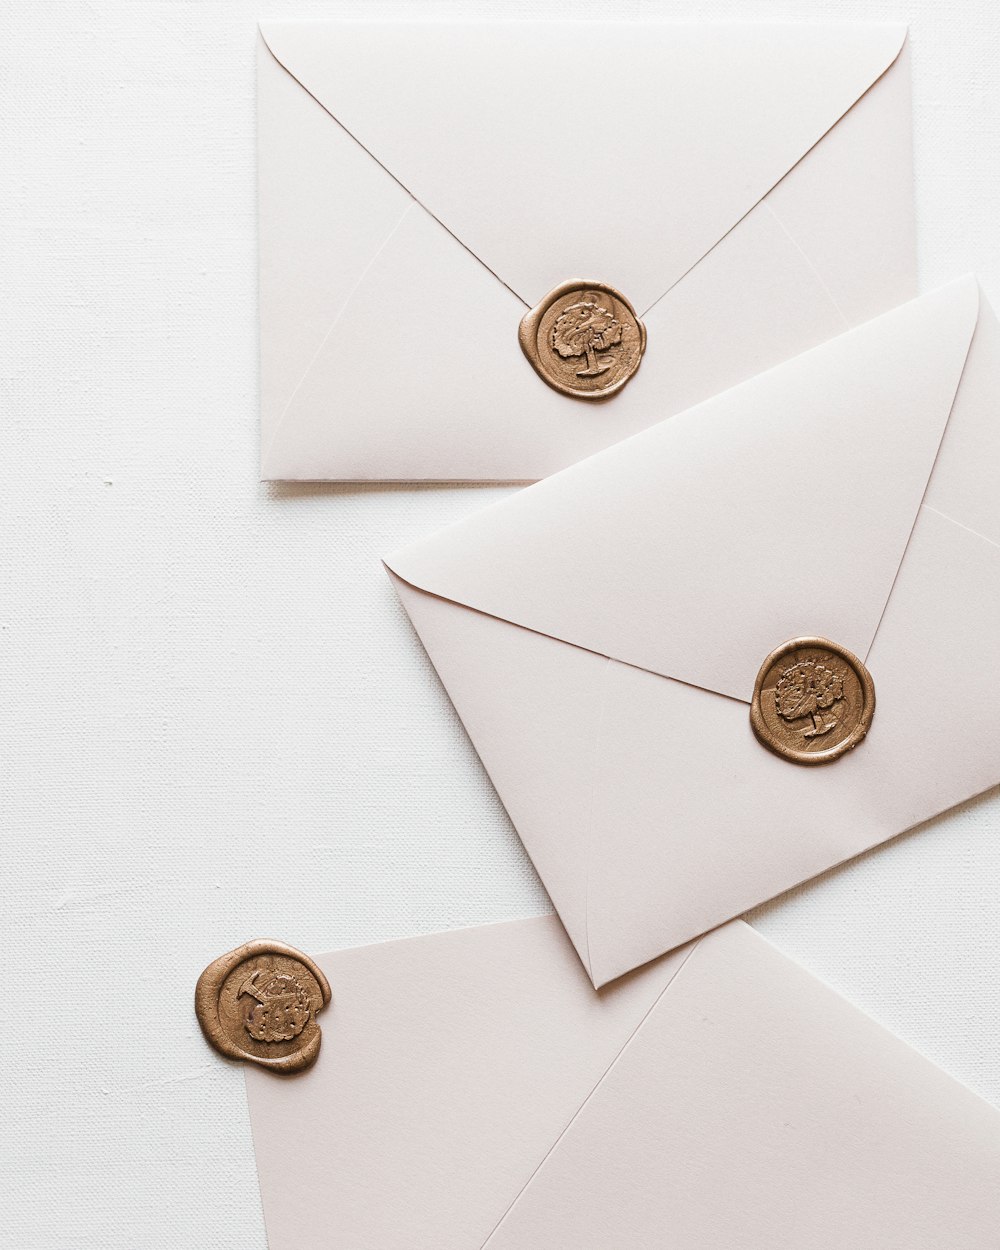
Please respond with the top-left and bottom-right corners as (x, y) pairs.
(258, 19), (906, 311)
(388, 278), (979, 703)
(485, 923), (1000, 1247)
(243, 917), (692, 1249)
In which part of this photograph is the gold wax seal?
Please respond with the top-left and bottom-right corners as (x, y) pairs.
(195, 940), (331, 1075)
(518, 281), (646, 399)
(750, 637), (875, 766)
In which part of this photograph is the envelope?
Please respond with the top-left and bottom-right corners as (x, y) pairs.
(385, 276), (1000, 987)
(257, 19), (916, 482)
(244, 917), (1000, 1248)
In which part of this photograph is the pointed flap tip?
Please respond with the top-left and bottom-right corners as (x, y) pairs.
(587, 934), (665, 991)
(916, 272), (981, 366)
(952, 271), (982, 321)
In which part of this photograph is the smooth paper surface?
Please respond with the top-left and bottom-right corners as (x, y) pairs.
(258, 20), (915, 480)
(245, 919), (1000, 1248)
(388, 278), (1000, 985)
(246, 917), (690, 1249)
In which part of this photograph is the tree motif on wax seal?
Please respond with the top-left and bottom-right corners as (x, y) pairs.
(774, 658), (845, 739)
(550, 299), (624, 378)
(519, 281), (646, 399)
(239, 969), (312, 1043)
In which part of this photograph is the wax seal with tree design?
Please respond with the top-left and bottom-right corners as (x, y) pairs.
(749, 637), (875, 765)
(518, 281), (646, 399)
(195, 940), (331, 1075)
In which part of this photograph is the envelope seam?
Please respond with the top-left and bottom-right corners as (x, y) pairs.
(862, 306), (981, 665)
(582, 656), (613, 984)
(760, 201), (852, 331)
(384, 570), (751, 707)
(258, 32), (531, 310)
(261, 201), (415, 472)
(479, 935), (708, 1248)
(638, 38), (906, 321)
(921, 502), (1000, 551)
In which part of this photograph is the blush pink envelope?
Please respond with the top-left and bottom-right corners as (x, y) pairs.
(385, 277), (1000, 987)
(244, 917), (1000, 1248)
(257, 19), (915, 482)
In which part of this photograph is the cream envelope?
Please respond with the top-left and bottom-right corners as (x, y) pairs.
(257, 19), (916, 482)
(385, 277), (1000, 987)
(244, 917), (1000, 1248)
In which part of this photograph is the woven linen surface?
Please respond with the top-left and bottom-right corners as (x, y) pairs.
(3, 0), (999, 1245)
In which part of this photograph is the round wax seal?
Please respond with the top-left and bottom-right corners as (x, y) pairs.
(195, 940), (331, 1075)
(750, 637), (875, 765)
(518, 280), (646, 399)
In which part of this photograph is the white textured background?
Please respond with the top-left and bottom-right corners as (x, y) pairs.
(3, 1), (1000, 1245)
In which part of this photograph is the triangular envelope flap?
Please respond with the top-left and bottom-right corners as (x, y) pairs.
(388, 278), (979, 704)
(258, 19), (906, 312)
(485, 924), (1000, 1248)
(244, 918), (691, 1250)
